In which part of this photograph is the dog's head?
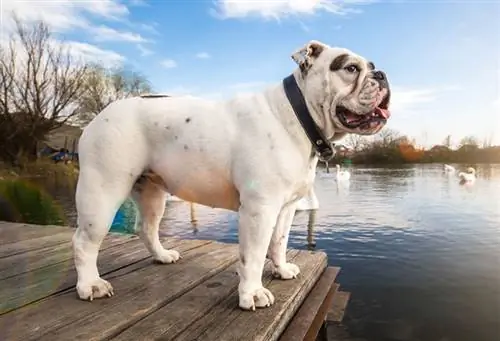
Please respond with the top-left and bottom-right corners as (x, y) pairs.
(291, 40), (391, 137)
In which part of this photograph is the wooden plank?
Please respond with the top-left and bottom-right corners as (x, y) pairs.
(0, 237), (205, 315)
(0, 233), (138, 280)
(0, 230), (75, 258)
(0, 222), (73, 242)
(111, 250), (299, 341)
(327, 290), (351, 323)
(174, 250), (327, 341)
(278, 267), (340, 341)
(169, 250), (300, 341)
(1, 241), (237, 341)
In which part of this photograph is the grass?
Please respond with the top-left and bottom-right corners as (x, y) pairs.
(0, 159), (79, 189)
(0, 178), (66, 225)
(0, 159), (138, 232)
(0, 159), (78, 225)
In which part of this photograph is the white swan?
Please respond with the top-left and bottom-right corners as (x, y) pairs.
(335, 164), (351, 181)
(444, 164), (455, 172)
(458, 167), (476, 183)
(296, 188), (319, 211)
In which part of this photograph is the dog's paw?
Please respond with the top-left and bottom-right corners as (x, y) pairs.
(239, 287), (275, 311)
(76, 278), (114, 301)
(273, 262), (300, 280)
(153, 249), (181, 264)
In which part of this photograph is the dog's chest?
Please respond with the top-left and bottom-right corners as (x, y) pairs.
(290, 159), (317, 200)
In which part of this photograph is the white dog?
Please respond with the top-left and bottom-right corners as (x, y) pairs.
(72, 40), (391, 310)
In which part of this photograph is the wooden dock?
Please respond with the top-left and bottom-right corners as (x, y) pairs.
(0, 222), (350, 341)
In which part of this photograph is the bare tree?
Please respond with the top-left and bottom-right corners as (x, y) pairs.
(376, 128), (400, 147)
(344, 134), (367, 152)
(482, 132), (494, 148)
(76, 64), (152, 124)
(459, 135), (479, 148)
(0, 15), (88, 163)
(442, 135), (452, 148)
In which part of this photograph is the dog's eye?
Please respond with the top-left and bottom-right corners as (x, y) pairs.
(344, 65), (360, 73)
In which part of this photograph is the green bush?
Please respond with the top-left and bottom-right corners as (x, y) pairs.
(0, 178), (66, 225)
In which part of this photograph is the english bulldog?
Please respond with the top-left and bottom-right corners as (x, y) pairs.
(72, 40), (391, 310)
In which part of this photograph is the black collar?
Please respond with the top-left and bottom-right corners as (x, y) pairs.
(282, 74), (335, 161)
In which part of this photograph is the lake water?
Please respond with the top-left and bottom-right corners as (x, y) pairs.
(56, 163), (500, 341)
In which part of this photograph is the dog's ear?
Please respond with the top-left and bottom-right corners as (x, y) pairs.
(291, 40), (326, 72)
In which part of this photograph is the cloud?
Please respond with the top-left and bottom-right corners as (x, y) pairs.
(213, 0), (374, 20)
(1, 0), (151, 43)
(90, 26), (149, 43)
(66, 41), (125, 67)
(128, 0), (150, 7)
(84, 0), (130, 20)
(389, 87), (438, 112)
(0, 30), (125, 69)
(229, 81), (267, 90)
(389, 85), (460, 113)
(161, 59), (178, 69)
(1, 0), (129, 31)
(137, 44), (154, 57)
(195, 52), (211, 59)
(138, 23), (160, 35)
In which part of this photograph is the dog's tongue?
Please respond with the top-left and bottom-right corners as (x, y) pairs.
(375, 107), (390, 119)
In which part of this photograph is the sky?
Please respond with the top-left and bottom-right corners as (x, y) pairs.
(1, 0), (499, 147)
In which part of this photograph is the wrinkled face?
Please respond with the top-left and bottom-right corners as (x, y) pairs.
(291, 40), (391, 136)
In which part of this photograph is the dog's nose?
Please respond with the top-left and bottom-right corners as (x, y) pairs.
(372, 70), (385, 81)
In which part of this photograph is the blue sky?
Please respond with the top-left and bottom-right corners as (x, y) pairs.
(2, 0), (499, 147)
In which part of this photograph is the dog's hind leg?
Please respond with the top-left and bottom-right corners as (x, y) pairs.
(72, 171), (134, 301)
(132, 177), (180, 263)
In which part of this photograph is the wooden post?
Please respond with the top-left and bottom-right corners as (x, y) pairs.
(307, 209), (317, 249)
(316, 320), (329, 341)
(71, 139), (77, 161)
(190, 202), (198, 225)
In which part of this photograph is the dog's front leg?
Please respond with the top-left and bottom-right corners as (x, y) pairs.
(238, 202), (281, 311)
(268, 203), (300, 279)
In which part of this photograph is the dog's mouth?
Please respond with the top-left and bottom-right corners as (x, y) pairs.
(336, 106), (390, 131)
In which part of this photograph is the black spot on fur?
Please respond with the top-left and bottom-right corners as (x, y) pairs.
(185, 117), (191, 123)
(330, 53), (350, 71)
(174, 135), (178, 140)
(104, 118), (109, 122)
(165, 125), (170, 130)
(368, 61), (375, 70)
(184, 145), (189, 150)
